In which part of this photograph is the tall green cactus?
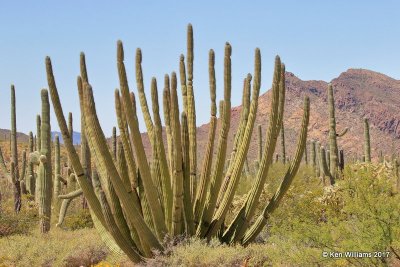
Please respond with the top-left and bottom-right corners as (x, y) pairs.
(281, 121), (286, 164)
(242, 96), (310, 245)
(327, 83), (339, 180)
(37, 89), (52, 233)
(196, 43), (233, 237)
(11, 85), (21, 212)
(311, 140), (316, 170)
(186, 24), (197, 202)
(27, 132), (35, 195)
(45, 24), (310, 261)
(53, 135), (61, 212)
(364, 118), (371, 163)
(193, 49), (217, 226)
(258, 124), (262, 163)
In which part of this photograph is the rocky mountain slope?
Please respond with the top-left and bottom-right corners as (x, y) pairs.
(187, 68), (400, 166)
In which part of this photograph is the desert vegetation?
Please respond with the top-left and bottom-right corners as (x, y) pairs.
(0, 24), (399, 266)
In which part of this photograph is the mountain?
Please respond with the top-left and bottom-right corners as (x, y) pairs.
(147, 68), (400, 164)
(51, 131), (81, 145)
(0, 129), (29, 142)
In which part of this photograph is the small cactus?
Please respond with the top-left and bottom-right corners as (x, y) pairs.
(364, 118), (371, 163)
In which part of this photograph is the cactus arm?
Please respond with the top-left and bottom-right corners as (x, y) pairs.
(311, 140), (316, 170)
(56, 198), (74, 227)
(83, 82), (163, 250)
(27, 132), (35, 195)
(91, 170), (143, 262)
(193, 49), (218, 226)
(169, 72), (185, 235)
(179, 55), (188, 112)
(209, 50), (265, 241)
(280, 122), (286, 164)
(222, 56), (281, 243)
(117, 41), (167, 240)
(258, 124), (263, 163)
(36, 115), (41, 153)
(181, 112), (195, 235)
(112, 127), (117, 160)
(196, 43), (232, 237)
(320, 146), (334, 185)
(149, 120), (164, 214)
(186, 24), (198, 202)
(20, 150), (27, 182)
(115, 90), (138, 190)
(58, 189), (83, 199)
(97, 185), (143, 262)
(242, 96), (310, 245)
(135, 48), (154, 139)
(46, 56), (106, 228)
(150, 78), (173, 231)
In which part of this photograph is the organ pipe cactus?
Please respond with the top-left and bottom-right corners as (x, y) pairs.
(258, 124), (262, 163)
(46, 24), (310, 262)
(281, 121), (286, 164)
(364, 118), (371, 162)
(193, 49), (217, 227)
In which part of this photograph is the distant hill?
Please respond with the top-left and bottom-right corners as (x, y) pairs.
(51, 131), (81, 145)
(0, 129), (29, 142)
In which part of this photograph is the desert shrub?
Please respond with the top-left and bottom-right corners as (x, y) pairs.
(265, 163), (400, 266)
(63, 208), (94, 230)
(0, 227), (107, 267)
(134, 238), (270, 267)
(0, 193), (38, 237)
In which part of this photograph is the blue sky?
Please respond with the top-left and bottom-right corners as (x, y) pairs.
(0, 1), (399, 134)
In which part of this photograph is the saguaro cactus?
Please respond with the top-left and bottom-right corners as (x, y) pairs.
(311, 140), (316, 169)
(11, 85), (21, 212)
(364, 118), (371, 163)
(327, 83), (339, 180)
(37, 89), (52, 233)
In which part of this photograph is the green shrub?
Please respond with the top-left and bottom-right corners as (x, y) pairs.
(0, 194), (38, 237)
(0, 228), (107, 267)
(63, 208), (94, 230)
